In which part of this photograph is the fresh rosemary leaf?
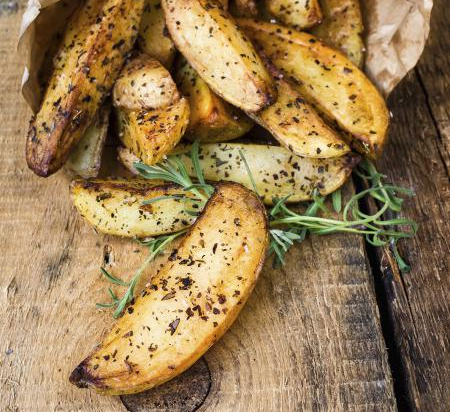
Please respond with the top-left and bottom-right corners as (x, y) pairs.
(100, 267), (129, 286)
(332, 189), (342, 213)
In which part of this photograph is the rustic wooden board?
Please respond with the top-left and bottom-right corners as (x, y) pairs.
(371, 0), (450, 410)
(3, 0), (445, 411)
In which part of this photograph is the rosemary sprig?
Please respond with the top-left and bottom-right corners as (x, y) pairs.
(97, 230), (186, 318)
(267, 159), (417, 269)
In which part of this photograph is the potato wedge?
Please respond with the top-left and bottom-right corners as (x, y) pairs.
(116, 100), (190, 166)
(174, 57), (253, 142)
(311, 0), (364, 68)
(69, 182), (268, 395)
(266, 0), (322, 29)
(239, 19), (389, 157)
(65, 104), (110, 178)
(162, 0), (276, 112)
(113, 55), (180, 111)
(174, 143), (358, 204)
(249, 76), (349, 158)
(71, 179), (196, 237)
(114, 56), (190, 166)
(118, 144), (358, 205)
(138, 0), (177, 68)
(26, 0), (143, 177)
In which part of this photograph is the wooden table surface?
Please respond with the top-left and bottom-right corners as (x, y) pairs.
(0, 0), (448, 411)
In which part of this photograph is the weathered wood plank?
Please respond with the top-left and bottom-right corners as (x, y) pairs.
(1, 2), (396, 411)
(371, 1), (450, 409)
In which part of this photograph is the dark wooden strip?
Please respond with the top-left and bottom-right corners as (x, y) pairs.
(370, 1), (450, 406)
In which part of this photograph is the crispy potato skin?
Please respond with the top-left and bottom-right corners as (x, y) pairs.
(69, 182), (268, 395)
(26, 0), (144, 177)
(249, 77), (350, 158)
(312, 0), (364, 68)
(138, 0), (177, 68)
(71, 179), (195, 237)
(266, 0), (322, 29)
(162, 0), (276, 112)
(174, 143), (359, 204)
(175, 57), (253, 142)
(65, 104), (110, 178)
(239, 19), (389, 157)
(113, 56), (180, 111)
(114, 56), (190, 166)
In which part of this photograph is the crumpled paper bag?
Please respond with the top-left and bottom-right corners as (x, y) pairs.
(18, 0), (433, 113)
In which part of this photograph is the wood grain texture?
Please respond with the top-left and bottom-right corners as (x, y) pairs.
(371, 0), (450, 409)
(1, 2), (396, 412)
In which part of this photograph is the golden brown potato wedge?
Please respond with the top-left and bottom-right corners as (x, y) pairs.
(162, 0), (276, 112)
(249, 76), (350, 158)
(65, 104), (110, 178)
(311, 0), (364, 68)
(118, 143), (359, 205)
(138, 0), (177, 68)
(114, 56), (190, 166)
(174, 57), (253, 142)
(116, 100), (190, 166)
(26, 0), (143, 177)
(174, 143), (358, 204)
(69, 182), (268, 395)
(71, 179), (196, 237)
(113, 55), (180, 111)
(239, 19), (389, 157)
(266, 0), (322, 29)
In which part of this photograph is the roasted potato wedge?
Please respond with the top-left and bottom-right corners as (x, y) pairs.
(249, 77), (349, 158)
(311, 0), (364, 68)
(119, 143), (359, 205)
(114, 56), (190, 166)
(113, 55), (180, 111)
(174, 57), (253, 142)
(239, 19), (389, 157)
(162, 0), (276, 112)
(138, 0), (177, 68)
(71, 179), (196, 237)
(266, 0), (322, 29)
(65, 104), (110, 178)
(70, 182), (268, 395)
(26, 0), (143, 177)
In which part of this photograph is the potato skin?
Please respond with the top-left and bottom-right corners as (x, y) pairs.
(71, 179), (196, 237)
(266, 0), (322, 29)
(239, 18), (389, 157)
(113, 55), (180, 111)
(174, 57), (253, 142)
(311, 0), (364, 68)
(138, 0), (177, 68)
(162, 0), (276, 112)
(249, 76), (350, 158)
(69, 182), (268, 395)
(114, 56), (190, 166)
(26, 0), (144, 177)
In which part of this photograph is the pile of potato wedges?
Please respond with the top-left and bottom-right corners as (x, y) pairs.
(27, 0), (390, 395)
